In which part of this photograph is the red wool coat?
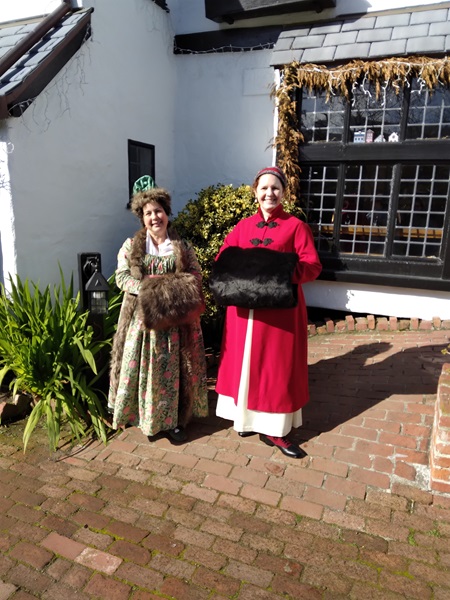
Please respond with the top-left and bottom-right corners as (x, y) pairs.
(215, 205), (322, 413)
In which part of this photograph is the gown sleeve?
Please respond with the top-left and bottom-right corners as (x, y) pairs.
(115, 238), (141, 295)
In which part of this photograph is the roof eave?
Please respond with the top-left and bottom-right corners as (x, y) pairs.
(0, 8), (93, 119)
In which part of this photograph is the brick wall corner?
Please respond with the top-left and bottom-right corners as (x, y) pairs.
(430, 363), (450, 494)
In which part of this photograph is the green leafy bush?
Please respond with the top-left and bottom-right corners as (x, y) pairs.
(172, 184), (255, 323)
(172, 183), (304, 347)
(0, 271), (109, 452)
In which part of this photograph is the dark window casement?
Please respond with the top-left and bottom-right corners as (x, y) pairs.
(127, 140), (155, 207)
(298, 78), (450, 291)
(205, 0), (336, 24)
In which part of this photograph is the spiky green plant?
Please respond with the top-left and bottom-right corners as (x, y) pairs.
(0, 270), (109, 452)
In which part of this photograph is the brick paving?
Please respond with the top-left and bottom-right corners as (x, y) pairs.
(1, 329), (450, 599)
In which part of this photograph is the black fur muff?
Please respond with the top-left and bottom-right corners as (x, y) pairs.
(209, 246), (298, 309)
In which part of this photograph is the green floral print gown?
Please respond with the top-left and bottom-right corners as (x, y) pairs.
(108, 238), (208, 436)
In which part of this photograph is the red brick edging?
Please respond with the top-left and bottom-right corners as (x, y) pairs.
(308, 314), (450, 337)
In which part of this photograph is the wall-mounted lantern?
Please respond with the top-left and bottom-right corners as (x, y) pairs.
(77, 252), (109, 315)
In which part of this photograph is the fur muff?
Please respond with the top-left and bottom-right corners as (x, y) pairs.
(139, 272), (205, 330)
(209, 246), (298, 309)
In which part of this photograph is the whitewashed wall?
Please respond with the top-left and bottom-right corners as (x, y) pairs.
(173, 52), (275, 205)
(303, 281), (450, 320)
(2, 0), (177, 287)
(0, 126), (14, 288)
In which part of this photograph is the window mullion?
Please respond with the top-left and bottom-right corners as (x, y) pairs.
(399, 81), (410, 141)
(343, 83), (351, 144)
(385, 163), (402, 257)
(333, 163), (347, 251)
(440, 190), (450, 279)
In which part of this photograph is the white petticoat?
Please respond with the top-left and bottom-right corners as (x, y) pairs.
(216, 309), (302, 437)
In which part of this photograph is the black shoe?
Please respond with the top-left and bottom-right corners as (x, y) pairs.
(238, 431), (255, 437)
(166, 426), (187, 443)
(260, 434), (307, 459)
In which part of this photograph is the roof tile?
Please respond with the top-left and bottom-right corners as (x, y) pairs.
(324, 31), (358, 46)
(430, 21), (450, 36)
(280, 26), (310, 38)
(302, 46), (336, 63)
(292, 34), (326, 49)
(0, 25), (28, 37)
(8, 65), (34, 82)
(275, 36), (293, 50)
(341, 16), (376, 31)
(334, 42), (370, 61)
(392, 24), (430, 39)
(375, 13), (411, 28)
(356, 28), (392, 43)
(406, 35), (446, 54)
(271, 4), (448, 67)
(272, 49), (304, 65)
(368, 39), (407, 58)
(410, 8), (449, 24)
(309, 22), (343, 34)
(0, 33), (25, 48)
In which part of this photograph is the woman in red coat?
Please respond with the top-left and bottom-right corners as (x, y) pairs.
(213, 166), (322, 458)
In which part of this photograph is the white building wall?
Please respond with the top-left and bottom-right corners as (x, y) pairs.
(173, 52), (275, 206)
(2, 0), (177, 287)
(303, 281), (450, 320)
(0, 124), (15, 289)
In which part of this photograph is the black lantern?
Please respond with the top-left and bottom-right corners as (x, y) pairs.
(77, 252), (109, 315)
(85, 269), (110, 315)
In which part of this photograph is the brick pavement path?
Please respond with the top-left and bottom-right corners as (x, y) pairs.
(1, 329), (450, 599)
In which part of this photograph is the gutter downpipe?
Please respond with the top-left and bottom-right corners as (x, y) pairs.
(0, 1), (72, 78)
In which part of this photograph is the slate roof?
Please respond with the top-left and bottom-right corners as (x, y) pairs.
(271, 4), (450, 66)
(0, 8), (92, 118)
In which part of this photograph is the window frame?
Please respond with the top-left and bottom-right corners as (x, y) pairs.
(127, 139), (156, 208)
(296, 85), (450, 291)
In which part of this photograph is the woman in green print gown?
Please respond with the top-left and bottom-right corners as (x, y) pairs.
(108, 178), (208, 443)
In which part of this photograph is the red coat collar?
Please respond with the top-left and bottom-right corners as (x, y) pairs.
(257, 204), (284, 222)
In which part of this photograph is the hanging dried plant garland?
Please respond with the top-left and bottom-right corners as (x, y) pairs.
(273, 56), (450, 203)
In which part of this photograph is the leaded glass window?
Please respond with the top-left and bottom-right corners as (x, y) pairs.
(297, 76), (450, 288)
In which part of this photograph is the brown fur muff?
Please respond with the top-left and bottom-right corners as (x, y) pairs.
(139, 272), (205, 330)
